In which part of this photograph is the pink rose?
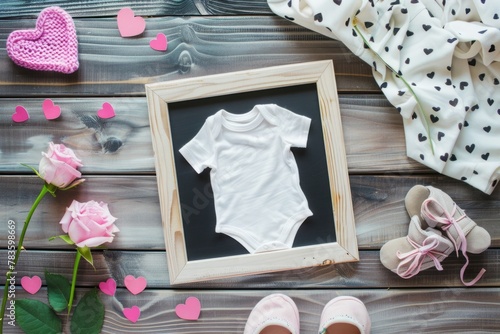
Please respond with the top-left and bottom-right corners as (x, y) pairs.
(39, 142), (83, 188)
(60, 200), (119, 248)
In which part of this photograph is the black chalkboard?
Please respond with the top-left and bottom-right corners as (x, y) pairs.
(169, 83), (336, 261)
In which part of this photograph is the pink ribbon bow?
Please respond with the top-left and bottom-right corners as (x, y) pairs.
(421, 198), (486, 286)
(396, 236), (447, 279)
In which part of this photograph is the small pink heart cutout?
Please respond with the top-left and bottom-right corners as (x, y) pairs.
(12, 105), (30, 123)
(175, 296), (201, 320)
(124, 275), (147, 295)
(97, 102), (115, 119)
(6, 7), (79, 73)
(123, 306), (141, 323)
(42, 99), (61, 120)
(150, 33), (168, 51)
(99, 278), (117, 296)
(21, 276), (42, 295)
(117, 8), (146, 37)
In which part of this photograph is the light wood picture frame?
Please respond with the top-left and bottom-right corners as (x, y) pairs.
(146, 60), (358, 285)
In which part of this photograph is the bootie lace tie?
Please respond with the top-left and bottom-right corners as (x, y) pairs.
(396, 236), (447, 279)
(421, 198), (486, 286)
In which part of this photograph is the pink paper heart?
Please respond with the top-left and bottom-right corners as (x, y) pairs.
(117, 8), (146, 37)
(123, 306), (141, 323)
(42, 99), (61, 120)
(12, 105), (30, 123)
(97, 102), (115, 119)
(124, 275), (147, 295)
(21, 276), (42, 295)
(175, 297), (201, 320)
(6, 7), (79, 74)
(98, 278), (117, 296)
(150, 33), (168, 51)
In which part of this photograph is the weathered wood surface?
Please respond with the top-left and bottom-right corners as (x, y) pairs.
(1, 1), (499, 333)
(3, 288), (500, 334)
(0, 0), (272, 18)
(0, 98), (155, 173)
(0, 16), (374, 96)
(0, 96), (423, 174)
(1, 249), (499, 289)
(1, 175), (498, 250)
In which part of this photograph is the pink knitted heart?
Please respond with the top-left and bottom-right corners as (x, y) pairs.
(6, 7), (79, 74)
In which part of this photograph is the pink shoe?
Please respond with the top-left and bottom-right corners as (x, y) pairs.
(318, 296), (371, 334)
(244, 294), (300, 334)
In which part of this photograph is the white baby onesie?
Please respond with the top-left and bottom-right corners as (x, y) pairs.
(179, 104), (313, 253)
(268, 0), (500, 194)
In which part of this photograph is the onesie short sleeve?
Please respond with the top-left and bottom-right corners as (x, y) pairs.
(179, 120), (215, 174)
(269, 104), (311, 148)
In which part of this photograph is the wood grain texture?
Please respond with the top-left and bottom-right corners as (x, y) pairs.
(2, 287), (500, 333)
(0, 0), (273, 18)
(1, 3), (499, 333)
(0, 98), (155, 173)
(1, 175), (497, 250)
(1, 249), (499, 289)
(0, 0), (200, 18)
(146, 83), (188, 284)
(316, 62), (358, 261)
(0, 176), (164, 250)
(192, 0), (273, 15)
(0, 16), (375, 96)
(0, 95), (423, 174)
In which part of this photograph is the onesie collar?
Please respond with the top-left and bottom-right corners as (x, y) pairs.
(219, 105), (264, 132)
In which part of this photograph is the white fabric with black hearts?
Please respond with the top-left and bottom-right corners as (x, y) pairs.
(268, 0), (500, 194)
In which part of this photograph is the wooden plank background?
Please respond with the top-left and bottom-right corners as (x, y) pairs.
(0, 1), (499, 333)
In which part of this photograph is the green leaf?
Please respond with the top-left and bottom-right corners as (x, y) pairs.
(15, 299), (62, 334)
(45, 271), (71, 312)
(70, 289), (104, 334)
(60, 178), (86, 191)
(45, 183), (58, 197)
(20, 163), (42, 179)
(77, 246), (93, 267)
(49, 234), (75, 245)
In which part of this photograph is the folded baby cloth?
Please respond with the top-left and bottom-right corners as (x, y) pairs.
(268, 0), (500, 194)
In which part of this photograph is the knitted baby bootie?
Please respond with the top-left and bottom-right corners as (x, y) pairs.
(244, 294), (300, 334)
(318, 296), (371, 334)
(7, 6), (79, 73)
(405, 185), (491, 254)
(380, 215), (455, 279)
(405, 185), (490, 286)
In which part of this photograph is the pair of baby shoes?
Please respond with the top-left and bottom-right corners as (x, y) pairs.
(380, 185), (491, 286)
(243, 293), (371, 334)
